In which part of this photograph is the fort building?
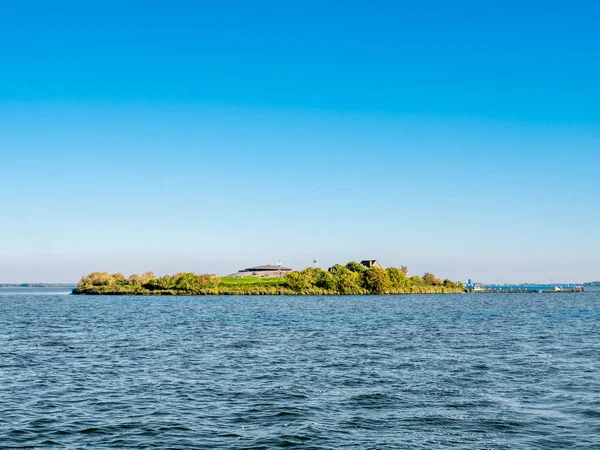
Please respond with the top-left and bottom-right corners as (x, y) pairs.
(230, 264), (293, 278)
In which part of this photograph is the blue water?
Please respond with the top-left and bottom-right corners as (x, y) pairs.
(1, 291), (599, 448)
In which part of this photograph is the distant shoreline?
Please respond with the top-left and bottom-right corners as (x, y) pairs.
(0, 284), (76, 288)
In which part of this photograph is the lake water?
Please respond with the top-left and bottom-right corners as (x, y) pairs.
(1, 290), (599, 448)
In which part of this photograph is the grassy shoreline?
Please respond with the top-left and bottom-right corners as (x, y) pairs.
(73, 284), (464, 296)
(73, 263), (465, 296)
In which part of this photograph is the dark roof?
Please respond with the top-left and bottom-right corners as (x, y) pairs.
(360, 260), (381, 267)
(240, 265), (292, 272)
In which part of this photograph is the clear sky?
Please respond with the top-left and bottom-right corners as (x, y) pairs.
(1, 0), (599, 283)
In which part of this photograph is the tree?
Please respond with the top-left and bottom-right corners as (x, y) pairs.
(328, 264), (348, 277)
(111, 273), (127, 285)
(173, 273), (214, 291)
(78, 272), (114, 287)
(139, 271), (155, 285)
(144, 275), (175, 291)
(423, 273), (442, 286)
(315, 270), (335, 290)
(336, 271), (363, 294)
(285, 271), (313, 292)
(289, 268), (334, 292)
(346, 261), (368, 273)
(387, 267), (407, 288)
(326, 265), (363, 294)
(363, 268), (391, 294)
(299, 267), (323, 284)
(443, 279), (455, 288)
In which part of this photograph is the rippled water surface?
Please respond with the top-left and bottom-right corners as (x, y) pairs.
(1, 290), (600, 449)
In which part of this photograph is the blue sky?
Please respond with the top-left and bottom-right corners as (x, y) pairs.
(1, 0), (599, 283)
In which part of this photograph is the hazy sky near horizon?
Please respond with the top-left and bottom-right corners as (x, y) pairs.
(1, 0), (599, 283)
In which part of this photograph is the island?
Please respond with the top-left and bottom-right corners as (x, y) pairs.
(73, 261), (465, 295)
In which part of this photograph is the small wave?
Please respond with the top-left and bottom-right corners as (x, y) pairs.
(274, 411), (301, 417)
(580, 409), (600, 418)
(79, 427), (106, 434)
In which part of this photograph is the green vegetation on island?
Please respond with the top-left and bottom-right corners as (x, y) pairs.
(73, 262), (465, 295)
